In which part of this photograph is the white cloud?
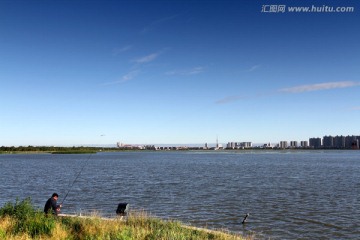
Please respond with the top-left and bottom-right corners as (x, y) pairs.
(121, 70), (139, 81)
(165, 67), (205, 76)
(101, 70), (139, 86)
(279, 81), (360, 93)
(350, 106), (360, 111)
(112, 45), (132, 55)
(215, 95), (246, 104)
(214, 80), (360, 105)
(141, 14), (180, 34)
(247, 65), (260, 72)
(132, 52), (160, 63)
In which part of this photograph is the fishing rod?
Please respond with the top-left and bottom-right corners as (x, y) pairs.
(61, 153), (93, 205)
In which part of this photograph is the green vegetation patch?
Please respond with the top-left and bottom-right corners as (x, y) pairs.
(0, 146), (121, 154)
(0, 198), (55, 238)
(0, 198), (250, 240)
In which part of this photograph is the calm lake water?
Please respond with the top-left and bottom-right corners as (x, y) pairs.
(0, 151), (359, 239)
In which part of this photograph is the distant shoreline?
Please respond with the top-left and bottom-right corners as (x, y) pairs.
(0, 146), (359, 155)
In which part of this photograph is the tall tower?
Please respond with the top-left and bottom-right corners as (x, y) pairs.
(216, 135), (219, 148)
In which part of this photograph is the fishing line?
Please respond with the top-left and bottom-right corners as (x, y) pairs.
(61, 153), (93, 205)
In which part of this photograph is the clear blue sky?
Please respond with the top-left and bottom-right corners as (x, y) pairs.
(1, 0), (359, 146)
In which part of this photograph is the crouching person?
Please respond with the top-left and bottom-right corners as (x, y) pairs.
(44, 193), (62, 216)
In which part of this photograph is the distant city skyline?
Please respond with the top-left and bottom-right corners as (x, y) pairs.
(2, 133), (360, 148)
(118, 134), (360, 148)
(1, 0), (359, 146)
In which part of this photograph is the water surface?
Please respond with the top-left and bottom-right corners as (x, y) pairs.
(0, 151), (359, 239)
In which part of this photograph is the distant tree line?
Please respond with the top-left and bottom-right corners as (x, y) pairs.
(0, 146), (120, 153)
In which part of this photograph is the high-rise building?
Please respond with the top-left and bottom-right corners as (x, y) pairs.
(290, 141), (298, 148)
(353, 138), (360, 149)
(300, 141), (308, 148)
(334, 135), (346, 149)
(226, 142), (236, 149)
(309, 138), (322, 149)
(323, 136), (334, 149)
(226, 141), (252, 149)
(356, 136), (360, 149)
(345, 136), (358, 149)
(242, 142), (252, 148)
(279, 141), (288, 149)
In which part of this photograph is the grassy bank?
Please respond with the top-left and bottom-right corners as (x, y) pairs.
(0, 146), (118, 154)
(0, 198), (252, 240)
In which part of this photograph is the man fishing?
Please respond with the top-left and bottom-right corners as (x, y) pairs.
(44, 193), (62, 215)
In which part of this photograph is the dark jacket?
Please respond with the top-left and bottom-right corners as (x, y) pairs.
(44, 197), (59, 215)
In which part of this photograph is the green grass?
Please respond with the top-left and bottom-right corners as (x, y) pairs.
(0, 198), (252, 240)
(0, 198), (55, 238)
